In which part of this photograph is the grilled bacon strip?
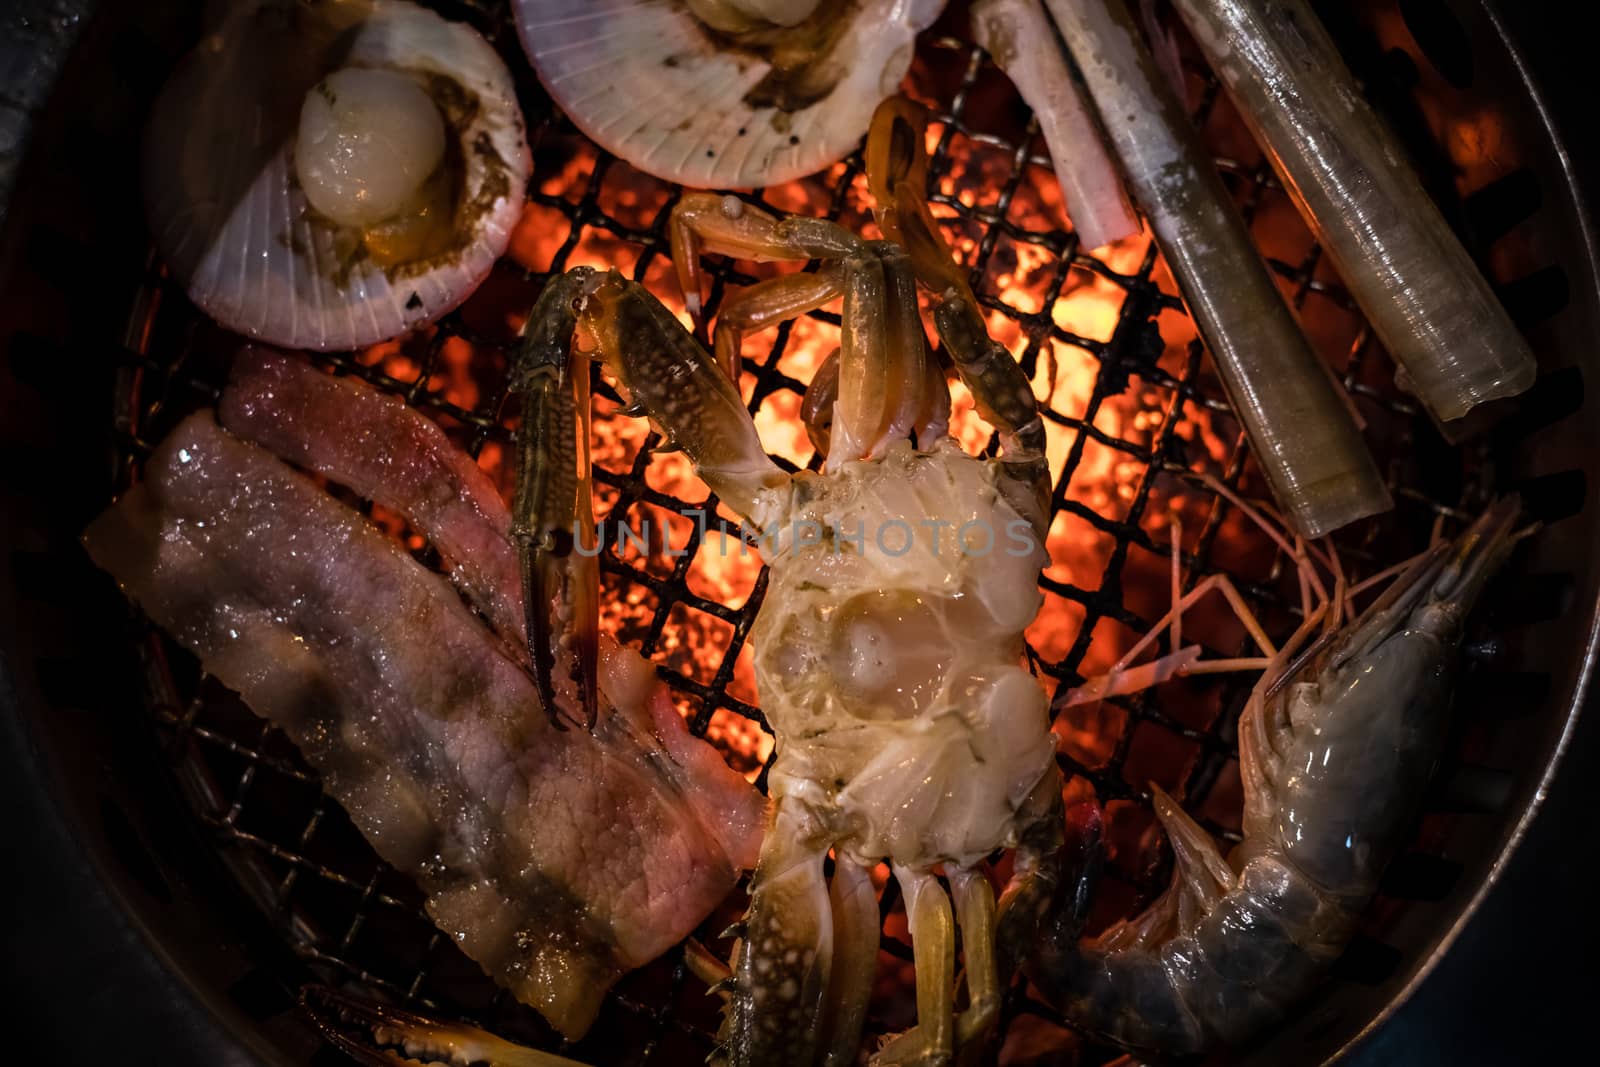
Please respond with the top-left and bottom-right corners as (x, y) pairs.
(218, 348), (527, 645)
(85, 408), (763, 1040)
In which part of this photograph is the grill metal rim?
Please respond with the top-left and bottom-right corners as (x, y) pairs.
(0, 0), (1590, 1063)
(1322, 0), (1600, 1058)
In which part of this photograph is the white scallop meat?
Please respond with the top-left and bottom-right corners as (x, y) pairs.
(143, 0), (531, 351)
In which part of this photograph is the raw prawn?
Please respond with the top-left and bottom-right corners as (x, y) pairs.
(1009, 497), (1526, 1054)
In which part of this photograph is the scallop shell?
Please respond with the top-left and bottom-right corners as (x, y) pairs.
(514, 0), (945, 188)
(143, 0), (531, 351)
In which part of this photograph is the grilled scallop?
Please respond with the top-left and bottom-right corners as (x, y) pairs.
(514, 0), (945, 188)
(144, 0), (531, 351)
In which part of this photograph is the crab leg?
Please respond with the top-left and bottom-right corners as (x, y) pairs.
(802, 346), (842, 458)
(512, 268), (601, 729)
(301, 986), (590, 1067)
(874, 866), (957, 1066)
(577, 270), (789, 527)
(829, 248), (892, 470)
(875, 243), (935, 452)
(994, 771), (1071, 976)
(713, 264), (847, 380)
(670, 193), (929, 472)
(671, 193), (863, 321)
(916, 346), (953, 446)
(671, 193), (784, 322)
(719, 799), (835, 1067)
(867, 97), (978, 306)
(819, 857), (881, 1067)
(949, 867), (1000, 1052)
(932, 292), (1051, 534)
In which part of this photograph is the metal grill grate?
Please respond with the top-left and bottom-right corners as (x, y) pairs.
(107, 2), (1493, 1062)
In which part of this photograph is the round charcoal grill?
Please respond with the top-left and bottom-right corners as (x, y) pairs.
(1, 0), (1596, 1064)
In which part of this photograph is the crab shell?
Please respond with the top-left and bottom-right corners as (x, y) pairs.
(753, 438), (1056, 870)
(143, 0), (531, 351)
(513, 0), (946, 188)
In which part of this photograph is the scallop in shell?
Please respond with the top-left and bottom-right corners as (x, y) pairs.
(513, 0), (945, 188)
(144, 0), (531, 351)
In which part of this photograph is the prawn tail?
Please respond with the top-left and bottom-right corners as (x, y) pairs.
(1019, 796), (1097, 983)
(1024, 797), (1213, 1056)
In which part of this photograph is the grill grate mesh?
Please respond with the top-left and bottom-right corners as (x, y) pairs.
(108, 1), (1492, 1062)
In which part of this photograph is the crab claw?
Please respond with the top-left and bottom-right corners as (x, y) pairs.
(866, 96), (976, 308)
(299, 985), (590, 1067)
(512, 269), (602, 731)
(714, 799), (879, 1067)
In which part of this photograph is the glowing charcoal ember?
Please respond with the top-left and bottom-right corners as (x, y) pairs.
(1042, 0), (1391, 539)
(1169, 0), (1536, 423)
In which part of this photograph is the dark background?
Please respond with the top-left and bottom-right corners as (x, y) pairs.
(2, 0), (1597, 1063)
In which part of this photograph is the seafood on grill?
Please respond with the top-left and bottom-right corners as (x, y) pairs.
(513, 0), (944, 188)
(1169, 0), (1537, 424)
(1011, 496), (1526, 1054)
(143, 0), (530, 351)
(302, 985), (594, 1067)
(970, 0), (1140, 250)
(84, 347), (766, 1041)
(508, 97), (1062, 1065)
(1041, 0), (1391, 539)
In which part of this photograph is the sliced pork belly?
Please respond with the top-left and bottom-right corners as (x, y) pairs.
(218, 346), (525, 645)
(217, 347), (763, 864)
(84, 411), (763, 1039)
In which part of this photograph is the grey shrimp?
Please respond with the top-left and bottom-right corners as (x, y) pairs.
(1004, 498), (1526, 1055)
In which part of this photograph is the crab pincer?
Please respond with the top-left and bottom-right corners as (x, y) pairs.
(300, 985), (590, 1067)
(511, 268), (602, 730)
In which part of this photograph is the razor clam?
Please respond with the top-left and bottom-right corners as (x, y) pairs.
(1042, 0), (1391, 539)
(971, 0), (1140, 250)
(1169, 0), (1536, 423)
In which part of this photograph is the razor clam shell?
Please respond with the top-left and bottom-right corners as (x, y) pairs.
(1169, 0), (1536, 424)
(143, 0), (531, 352)
(513, 0), (945, 188)
(971, 0), (1140, 250)
(1045, 0), (1390, 539)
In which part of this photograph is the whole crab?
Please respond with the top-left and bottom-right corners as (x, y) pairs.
(513, 100), (1064, 1065)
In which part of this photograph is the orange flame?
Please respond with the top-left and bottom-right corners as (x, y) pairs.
(359, 110), (1231, 786)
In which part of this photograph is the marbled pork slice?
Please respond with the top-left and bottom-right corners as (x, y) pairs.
(83, 412), (754, 1039)
(218, 346), (525, 643)
(217, 347), (764, 869)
